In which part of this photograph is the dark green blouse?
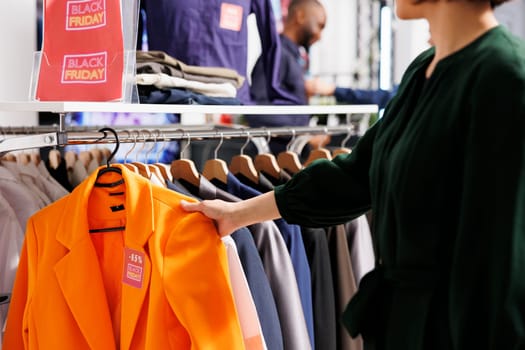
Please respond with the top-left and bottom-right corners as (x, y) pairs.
(275, 26), (525, 349)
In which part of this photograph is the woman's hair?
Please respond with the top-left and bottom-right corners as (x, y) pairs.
(413, 0), (510, 8)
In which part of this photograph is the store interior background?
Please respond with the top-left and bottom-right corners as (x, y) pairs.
(0, 0), (524, 126)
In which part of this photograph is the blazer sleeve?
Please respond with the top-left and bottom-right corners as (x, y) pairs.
(163, 211), (245, 349)
(448, 49), (525, 349)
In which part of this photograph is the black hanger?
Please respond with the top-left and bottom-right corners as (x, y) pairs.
(0, 293), (10, 305)
(90, 127), (126, 234)
(94, 127), (124, 187)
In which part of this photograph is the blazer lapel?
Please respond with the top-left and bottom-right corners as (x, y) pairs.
(54, 164), (155, 350)
(55, 241), (117, 349)
(54, 169), (116, 349)
(118, 166), (154, 350)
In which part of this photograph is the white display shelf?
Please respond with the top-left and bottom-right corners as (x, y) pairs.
(0, 101), (378, 115)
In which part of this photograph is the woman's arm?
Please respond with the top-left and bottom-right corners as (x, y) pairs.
(180, 191), (281, 236)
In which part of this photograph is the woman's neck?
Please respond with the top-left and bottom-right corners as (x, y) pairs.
(425, 2), (498, 77)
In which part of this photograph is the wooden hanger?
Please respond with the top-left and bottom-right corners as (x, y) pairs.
(253, 130), (281, 179)
(304, 130), (332, 166)
(136, 131), (166, 186)
(277, 129), (303, 175)
(89, 147), (104, 166)
(17, 151), (32, 165)
(1, 153), (16, 162)
(151, 132), (172, 183)
(141, 131), (168, 186)
(171, 131), (200, 188)
(49, 149), (63, 170)
(155, 162), (173, 183)
(332, 126), (353, 157)
(202, 132), (229, 184)
(131, 130), (153, 179)
(64, 150), (78, 171)
(78, 150), (93, 171)
(229, 130), (259, 183)
(121, 130), (140, 174)
(30, 150), (42, 166)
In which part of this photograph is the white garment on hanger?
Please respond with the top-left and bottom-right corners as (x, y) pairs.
(2, 161), (50, 208)
(0, 192), (24, 350)
(17, 162), (59, 203)
(36, 161), (70, 201)
(68, 159), (89, 188)
(222, 236), (267, 350)
(0, 165), (42, 230)
(87, 157), (99, 175)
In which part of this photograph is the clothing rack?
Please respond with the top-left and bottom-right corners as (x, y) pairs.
(0, 125), (357, 155)
(0, 101), (378, 155)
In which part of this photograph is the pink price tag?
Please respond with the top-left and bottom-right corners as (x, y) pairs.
(122, 247), (145, 288)
(219, 3), (243, 32)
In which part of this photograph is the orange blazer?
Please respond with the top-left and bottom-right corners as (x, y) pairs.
(3, 164), (245, 350)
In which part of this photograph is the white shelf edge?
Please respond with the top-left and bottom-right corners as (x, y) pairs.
(0, 101), (378, 115)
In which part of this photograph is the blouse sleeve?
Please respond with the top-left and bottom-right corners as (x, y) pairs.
(448, 45), (525, 348)
(274, 120), (379, 228)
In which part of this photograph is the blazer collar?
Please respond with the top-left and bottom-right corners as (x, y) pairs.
(199, 176), (239, 202)
(56, 164), (154, 248)
(54, 164), (155, 349)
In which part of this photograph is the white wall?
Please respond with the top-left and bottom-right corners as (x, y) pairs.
(495, 0), (525, 39)
(0, 0), (38, 125)
(392, 19), (430, 84)
(309, 0), (356, 86)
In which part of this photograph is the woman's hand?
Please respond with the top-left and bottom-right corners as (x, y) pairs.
(180, 199), (239, 237)
(180, 191), (282, 237)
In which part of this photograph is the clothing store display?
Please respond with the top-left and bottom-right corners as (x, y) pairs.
(301, 227), (337, 350)
(213, 172), (314, 347)
(136, 51), (245, 88)
(136, 73), (238, 98)
(138, 87), (242, 105)
(232, 171), (315, 348)
(137, 61), (242, 87)
(141, 0), (302, 105)
(326, 225), (362, 350)
(274, 26), (525, 349)
(190, 176), (285, 350)
(168, 177), (284, 350)
(211, 173), (312, 350)
(222, 235), (267, 349)
(3, 164), (245, 349)
(1, 124), (380, 350)
(6, 1), (525, 349)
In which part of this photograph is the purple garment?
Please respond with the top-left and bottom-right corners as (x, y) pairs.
(142, 0), (301, 105)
